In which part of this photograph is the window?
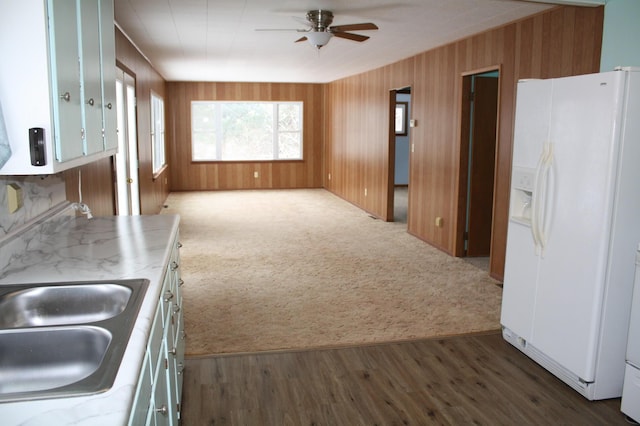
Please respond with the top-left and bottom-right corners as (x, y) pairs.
(151, 92), (165, 174)
(191, 101), (303, 161)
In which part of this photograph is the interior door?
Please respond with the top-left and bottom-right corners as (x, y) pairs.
(466, 75), (498, 256)
(114, 67), (140, 215)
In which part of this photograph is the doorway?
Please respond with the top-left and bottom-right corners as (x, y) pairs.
(456, 69), (499, 259)
(114, 67), (140, 216)
(387, 87), (411, 223)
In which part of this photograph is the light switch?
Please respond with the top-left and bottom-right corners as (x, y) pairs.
(7, 183), (23, 213)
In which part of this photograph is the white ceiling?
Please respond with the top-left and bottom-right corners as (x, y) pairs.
(113, 0), (597, 83)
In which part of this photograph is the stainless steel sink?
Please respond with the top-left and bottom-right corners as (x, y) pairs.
(0, 326), (111, 394)
(0, 284), (132, 328)
(0, 279), (149, 402)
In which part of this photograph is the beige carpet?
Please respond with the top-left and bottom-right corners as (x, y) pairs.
(161, 189), (502, 356)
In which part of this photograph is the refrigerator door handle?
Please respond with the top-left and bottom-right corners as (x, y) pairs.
(538, 142), (554, 254)
(532, 142), (554, 256)
(532, 145), (546, 254)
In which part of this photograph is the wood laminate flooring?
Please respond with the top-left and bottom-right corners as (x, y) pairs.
(181, 331), (628, 425)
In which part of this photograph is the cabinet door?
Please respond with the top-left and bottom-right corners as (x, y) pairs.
(47, 0), (83, 161)
(78, 0), (103, 156)
(128, 350), (153, 426)
(99, 0), (117, 151)
(174, 305), (186, 406)
(152, 344), (171, 426)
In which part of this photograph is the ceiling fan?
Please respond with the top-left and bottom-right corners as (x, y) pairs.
(256, 10), (378, 50)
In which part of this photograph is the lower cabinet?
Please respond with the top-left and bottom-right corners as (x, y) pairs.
(129, 235), (185, 425)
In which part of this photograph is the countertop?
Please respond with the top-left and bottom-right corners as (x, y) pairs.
(0, 213), (180, 425)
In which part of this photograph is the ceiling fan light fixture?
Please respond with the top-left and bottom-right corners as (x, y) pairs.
(306, 31), (332, 49)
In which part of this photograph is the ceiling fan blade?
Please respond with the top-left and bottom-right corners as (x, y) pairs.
(295, 36), (308, 43)
(330, 23), (378, 32)
(332, 32), (369, 42)
(255, 28), (309, 32)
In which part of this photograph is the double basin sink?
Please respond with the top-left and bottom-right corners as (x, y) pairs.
(0, 279), (149, 402)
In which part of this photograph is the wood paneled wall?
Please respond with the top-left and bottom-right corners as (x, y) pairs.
(64, 158), (116, 216)
(65, 28), (169, 215)
(165, 82), (324, 190)
(325, 6), (603, 280)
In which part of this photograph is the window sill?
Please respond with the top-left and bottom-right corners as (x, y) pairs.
(190, 159), (304, 164)
(152, 164), (168, 181)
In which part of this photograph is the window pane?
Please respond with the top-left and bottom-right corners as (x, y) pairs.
(221, 103), (273, 160)
(278, 104), (301, 131)
(192, 132), (216, 160)
(192, 103), (216, 132)
(278, 132), (301, 159)
(151, 93), (165, 173)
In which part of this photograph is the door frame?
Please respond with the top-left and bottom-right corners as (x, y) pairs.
(386, 86), (412, 222)
(386, 90), (396, 221)
(454, 65), (501, 258)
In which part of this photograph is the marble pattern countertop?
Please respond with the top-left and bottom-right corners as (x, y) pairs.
(0, 213), (180, 426)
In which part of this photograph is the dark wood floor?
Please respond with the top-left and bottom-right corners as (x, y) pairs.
(181, 331), (627, 425)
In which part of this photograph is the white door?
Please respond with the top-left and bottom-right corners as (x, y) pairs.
(114, 67), (140, 215)
(531, 71), (622, 381)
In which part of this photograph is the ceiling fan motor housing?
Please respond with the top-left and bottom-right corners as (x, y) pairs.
(306, 10), (334, 32)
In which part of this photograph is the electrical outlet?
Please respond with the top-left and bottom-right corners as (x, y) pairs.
(435, 216), (443, 227)
(364, 188), (368, 197)
(254, 171), (259, 178)
(7, 183), (23, 213)
(328, 173), (331, 181)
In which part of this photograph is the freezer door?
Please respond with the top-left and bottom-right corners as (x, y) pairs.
(531, 71), (622, 382)
(501, 79), (552, 340)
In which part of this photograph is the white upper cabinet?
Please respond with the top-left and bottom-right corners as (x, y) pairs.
(0, 0), (117, 175)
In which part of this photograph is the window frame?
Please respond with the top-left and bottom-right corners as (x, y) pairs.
(190, 101), (304, 163)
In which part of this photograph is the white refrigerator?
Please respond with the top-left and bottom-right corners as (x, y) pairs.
(501, 67), (640, 400)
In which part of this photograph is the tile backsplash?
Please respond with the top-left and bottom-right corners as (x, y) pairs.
(0, 174), (66, 239)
